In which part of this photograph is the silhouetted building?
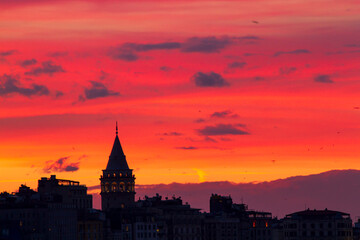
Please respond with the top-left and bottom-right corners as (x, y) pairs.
(105, 207), (160, 240)
(283, 209), (353, 240)
(271, 218), (284, 240)
(77, 209), (105, 240)
(353, 218), (360, 240)
(210, 194), (234, 214)
(0, 220), (23, 240)
(100, 123), (136, 211)
(105, 210), (133, 240)
(137, 194), (203, 240)
(248, 211), (272, 240)
(133, 212), (158, 240)
(207, 194), (271, 240)
(38, 175), (92, 209)
(0, 185), (77, 240)
(204, 215), (243, 240)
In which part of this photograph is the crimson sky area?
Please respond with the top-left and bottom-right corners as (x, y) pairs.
(0, 0), (360, 194)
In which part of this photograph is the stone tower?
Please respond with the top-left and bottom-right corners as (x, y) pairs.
(100, 123), (135, 211)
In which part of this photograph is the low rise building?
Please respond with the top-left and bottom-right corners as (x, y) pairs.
(283, 209), (353, 240)
(38, 175), (92, 209)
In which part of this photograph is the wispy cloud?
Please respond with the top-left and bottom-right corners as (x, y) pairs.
(20, 59), (37, 67)
(279, 66), (297, 75)
(192, 72), (229, 87)
(80, 81), (120, 100)
(25, 61), (65, 76)
(210, 110), (238, 118)
(160, 66), (172, 72)
(109, 35), (260, 61)
(43, 156), (80, 173)
(227, 61), (246, 69)
(314, 74), (334, 83)
(161, 132), (182, 136)
(0, 74), (49, 97)
(181, 36), (231, 53)
(197, 124), (249, 136)
(175, 146), (198, 150)
(274, 49), (311, 57)
(0, 50), (17, 57)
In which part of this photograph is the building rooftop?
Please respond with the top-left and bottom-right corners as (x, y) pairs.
(286, 208), (350, 220)
(106, 123), (130, 170)
(39, 175), (84, 187)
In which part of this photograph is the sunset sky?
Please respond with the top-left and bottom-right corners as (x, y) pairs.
(1, 0), (360, 195)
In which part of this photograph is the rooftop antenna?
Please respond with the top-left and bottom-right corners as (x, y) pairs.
(116, 121), (118, 136)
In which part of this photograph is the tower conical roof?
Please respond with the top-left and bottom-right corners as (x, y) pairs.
(106, 123), (129, 170)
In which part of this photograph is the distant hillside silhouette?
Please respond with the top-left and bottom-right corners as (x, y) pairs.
(92, 169), (360, 219)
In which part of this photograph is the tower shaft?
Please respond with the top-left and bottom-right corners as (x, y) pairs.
(100, 124), (135, 211)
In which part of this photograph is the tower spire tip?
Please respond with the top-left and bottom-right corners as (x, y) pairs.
(116, 121), (118, 135)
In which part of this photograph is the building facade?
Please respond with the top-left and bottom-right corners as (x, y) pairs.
(38, 175), (92, 209)
(283, 209), (353, 240)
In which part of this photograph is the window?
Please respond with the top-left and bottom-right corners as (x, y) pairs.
(127, 183), (132, 192)
(119, 182), (125, 191)
(111, 182), (117, 192)
(105, 183), (110, 192)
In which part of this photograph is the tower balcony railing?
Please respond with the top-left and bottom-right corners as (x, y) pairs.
(100, 174), (135, 178)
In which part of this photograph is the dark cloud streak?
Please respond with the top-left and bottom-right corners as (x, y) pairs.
(274, 49), (311, 57)
(0, 50), (17, 57)
(162, 132), (182, 136)
(314, 75), (334, 83)
(109, 35), (261, 61)
(192, 72), (229, 87)
(20, 59), (37, 67)
(175, 146), (198, 150)
(81, 81), (120, 100)
(181, 36), (231, 53)
(197, 124), (249, 136)
(210, 110), (238, 118)
(122, 42), (181, 52)
(25, 61), (65, 76)
(0, 74), (49, 97)
(279, 66), (297, 75)
(228, 61), (246, 69)
(43, 156), (80, 173)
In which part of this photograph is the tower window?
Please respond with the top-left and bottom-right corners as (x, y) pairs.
(105, 183), (110, 192)
(127, 183), (132, 192)
(119, 182), (125, 192)
(111, 182), (117, 192)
